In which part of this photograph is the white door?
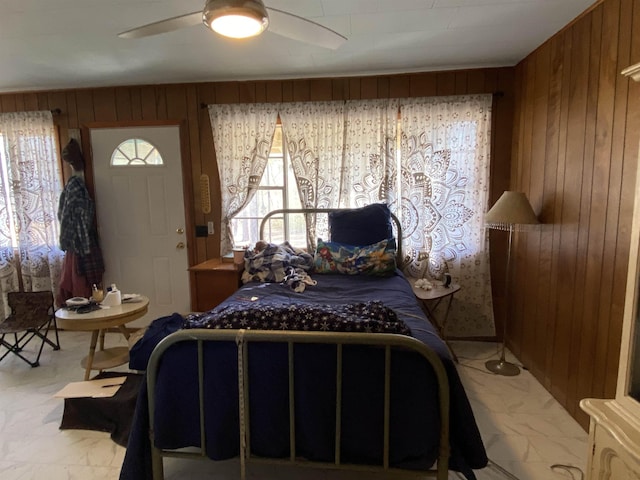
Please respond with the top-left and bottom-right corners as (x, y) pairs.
(90, 125), (189, 327)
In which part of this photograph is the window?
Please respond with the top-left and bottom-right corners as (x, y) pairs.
(230, 125), (303, 246)
(0, 111), (64, 317)
(0, 131), (63, 249)
(0, 122), (62, 252)
(0, 135), (19, 248)
(213, 96), (493, 337)
(111, 138), (163, 166)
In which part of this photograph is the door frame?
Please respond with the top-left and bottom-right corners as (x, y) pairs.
(81, 120), (197, 304)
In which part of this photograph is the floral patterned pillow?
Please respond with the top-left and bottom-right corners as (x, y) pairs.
(313, 238), (397, 275)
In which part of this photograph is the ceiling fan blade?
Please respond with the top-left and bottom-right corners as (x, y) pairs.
(265, 7), (347, 50)
(118, 11), (202, 39)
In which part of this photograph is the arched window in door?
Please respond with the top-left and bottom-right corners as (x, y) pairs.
(111, 138), (163, 166)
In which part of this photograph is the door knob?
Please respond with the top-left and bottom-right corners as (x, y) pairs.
(176, 242), (185, 249)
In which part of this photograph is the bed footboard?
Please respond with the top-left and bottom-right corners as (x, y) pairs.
(147, 329), (450, 480)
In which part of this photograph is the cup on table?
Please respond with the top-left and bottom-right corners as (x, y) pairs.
(232, 248), (246, 265)
(91, 284), (104, 303)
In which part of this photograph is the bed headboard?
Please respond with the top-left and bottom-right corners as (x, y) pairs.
(259, 208), (404, 266)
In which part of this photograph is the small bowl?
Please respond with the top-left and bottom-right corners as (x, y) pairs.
(66, 297), (90, 306)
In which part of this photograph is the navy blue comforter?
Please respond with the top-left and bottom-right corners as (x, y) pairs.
(120, 271), (487, 479)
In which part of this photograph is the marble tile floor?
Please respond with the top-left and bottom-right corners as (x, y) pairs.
(0, 331), (588, 480)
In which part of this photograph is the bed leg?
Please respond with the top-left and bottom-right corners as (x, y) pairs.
(437, 445), (450, 480)
(151, 448), (164, 480)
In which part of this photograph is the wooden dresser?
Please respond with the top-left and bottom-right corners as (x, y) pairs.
(189, 258), (243, 312)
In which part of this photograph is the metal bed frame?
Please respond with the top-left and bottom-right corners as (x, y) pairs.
(146, 207), (452, 479)
(147, 330), (451, 480)
(258, 208), (404, 264)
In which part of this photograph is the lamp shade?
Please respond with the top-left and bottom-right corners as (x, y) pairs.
(485, 191), (539, 231)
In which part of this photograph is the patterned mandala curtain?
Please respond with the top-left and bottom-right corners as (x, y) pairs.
(208, 103), (279, 256)
(341, 99), (399, 208)
(395, 94), (494, 337)
(208, 96), (494, 337)
(0, 111), (64, 317)
(279, 101), (345, 246)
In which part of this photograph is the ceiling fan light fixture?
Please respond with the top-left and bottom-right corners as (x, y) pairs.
(203, 0), (269, 39)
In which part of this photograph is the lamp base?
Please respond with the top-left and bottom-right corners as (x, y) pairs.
(485, 359), (520, 376)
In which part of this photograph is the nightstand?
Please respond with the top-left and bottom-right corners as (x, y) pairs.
(189, 258), (244, 312)
(410, 278), (460, 362)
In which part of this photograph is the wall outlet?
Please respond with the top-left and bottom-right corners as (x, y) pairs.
(207, 221), (214, 235)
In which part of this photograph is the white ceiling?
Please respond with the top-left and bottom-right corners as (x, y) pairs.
(0, 0), (595, 94)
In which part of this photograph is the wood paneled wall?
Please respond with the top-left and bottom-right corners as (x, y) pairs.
(509, 0), (640, 427)
(0, 68), (515, 325)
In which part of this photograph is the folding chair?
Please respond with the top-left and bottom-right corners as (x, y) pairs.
(0, 291), (61, 367)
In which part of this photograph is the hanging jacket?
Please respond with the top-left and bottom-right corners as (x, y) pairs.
(58, 175), (104, 285)
(58, 175), (93, 255)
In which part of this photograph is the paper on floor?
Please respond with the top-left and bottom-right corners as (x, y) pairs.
(53, 376), (127, 398)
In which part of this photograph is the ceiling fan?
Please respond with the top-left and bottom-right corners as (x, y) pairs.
(118, 0), (347, 50)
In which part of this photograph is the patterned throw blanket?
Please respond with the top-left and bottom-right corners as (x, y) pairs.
(241, 241), (316, 292)
(183, 300), (411, 335)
